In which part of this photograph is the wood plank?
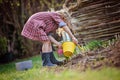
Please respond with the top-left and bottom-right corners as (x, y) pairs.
(77, 31), (120, 41)
(73, 8), (120, 21)
(76, 26), (120, 35)
(71, 1), (117, 17)
(75, 20), (120, 31)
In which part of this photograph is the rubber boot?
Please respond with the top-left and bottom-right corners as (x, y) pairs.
(50, 52), (64, 66)
(41, 52), (56, 66)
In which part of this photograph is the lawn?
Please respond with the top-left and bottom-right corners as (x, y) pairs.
(0, 55), (120, 80)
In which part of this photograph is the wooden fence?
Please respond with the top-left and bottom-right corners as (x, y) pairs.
(63, 0), (120, 43)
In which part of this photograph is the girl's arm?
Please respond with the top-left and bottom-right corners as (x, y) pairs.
(48, 35), (62, 49)
(62, 26), (78, 44)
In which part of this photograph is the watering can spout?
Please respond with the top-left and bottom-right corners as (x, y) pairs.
(61, 30), (72, 42)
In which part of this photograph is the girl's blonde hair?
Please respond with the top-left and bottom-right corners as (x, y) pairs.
(56, 9), (74, 35)
(56, 9), (73, 30)
(56, 9), (69, 21)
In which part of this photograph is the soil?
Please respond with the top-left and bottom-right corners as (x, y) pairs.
(63, 39), (120, 70)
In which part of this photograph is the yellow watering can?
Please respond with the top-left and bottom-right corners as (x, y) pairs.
(61, 29), (76, 57)
(62, 41), (76, 57)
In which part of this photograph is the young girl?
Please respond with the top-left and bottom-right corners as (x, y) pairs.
(21, 11), (78, 66)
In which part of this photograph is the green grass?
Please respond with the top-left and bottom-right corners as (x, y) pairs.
(0, 55), (120, 80)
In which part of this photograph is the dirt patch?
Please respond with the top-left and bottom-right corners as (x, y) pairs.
(63, 39), (120, 70)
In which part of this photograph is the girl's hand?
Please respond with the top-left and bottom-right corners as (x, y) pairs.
(72, 37), (78, 45)
(57, 42), (62, 49)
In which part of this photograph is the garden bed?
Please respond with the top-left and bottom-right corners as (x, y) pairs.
(63, 39), (120, 70)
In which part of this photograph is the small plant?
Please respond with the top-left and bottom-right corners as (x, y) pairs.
(102, 39), (117, 48)
(81, 40), (103, 51)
